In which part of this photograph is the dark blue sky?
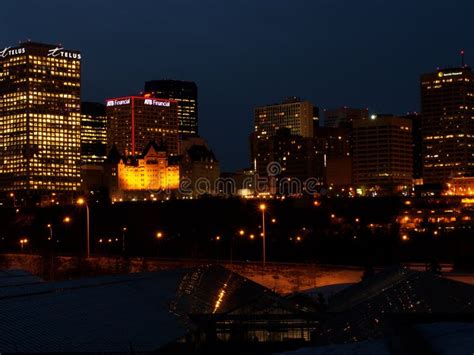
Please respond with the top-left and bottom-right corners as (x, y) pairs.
(2, 0), (473, 171)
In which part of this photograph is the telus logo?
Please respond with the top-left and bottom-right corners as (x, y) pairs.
(0, 47), (26, 58)
(47, 47), (82, 60)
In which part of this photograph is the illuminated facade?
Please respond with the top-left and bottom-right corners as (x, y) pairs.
(352, 115), (413, 189)
(446, 176), (474, 196)
(254, 97), (317, 140)
(315, 127), (352, 187)
(0, 42), (81, 196)
(251, 128), (325, 195)
(421, 67), (474, 184)
(144, 80), (198, 136)
(252, 98), (319, 186)
(106, 96), (179, 157)
(81, 102), (107, 164)
(115, 141), (179, 196)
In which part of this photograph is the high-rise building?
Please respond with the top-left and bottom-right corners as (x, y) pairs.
(0, 42), (81, 197)
(252, 97), (319, 185)
(144, 80), (198, 136)
(254, 97), (317, 140)
(106, 96), (179, 156)
(324, 107), (368, 128)
(251, 128), (324, 195)
(421, 66), (474, 185)
(352, 115), (413, 190)
(315, 127), (352, 187)
(81, 102), (107, 164)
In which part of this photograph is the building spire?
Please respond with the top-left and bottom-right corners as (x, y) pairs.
(461, 49), (465, 67)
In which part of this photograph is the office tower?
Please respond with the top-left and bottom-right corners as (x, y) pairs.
(252, 97), (319, 186)
(403, 112), (423, 181)
(315, 127), (352, 187)
(324, 107), (369, 128)
(106, 96), (179, 156)
(254, 97), (316, 139)
(252, 128), (324, 193)
(81, 102), (107, 164)
(352, 115), (413, 190)
(144, 80), (198, 136)
(421, 66), (474, 185)
(0, 42), (81, 197)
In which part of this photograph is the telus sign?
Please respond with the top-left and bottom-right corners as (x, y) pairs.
(0, 47), (26, 58)
(47, 47), (81, 59)
(0, 46), (81, 59)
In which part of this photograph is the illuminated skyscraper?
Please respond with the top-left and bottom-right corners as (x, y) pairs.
(0, 42), (81, 197)
(144, 80), (198, 136)
(252, 97), (319, 182)
(81, 102), (107, 164)
(106, 96), (179, 156)
(352, 115), (413, 190)
(254, 97), (317, 140)
(421, 66), (474, 185)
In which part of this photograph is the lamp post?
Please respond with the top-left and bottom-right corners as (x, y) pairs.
(77, 198), (90, 258)
(47, 224), (53, 241)
(122, 227), (127, 255)
(259, 203), (267, 266)
(156, 231), (163, 257)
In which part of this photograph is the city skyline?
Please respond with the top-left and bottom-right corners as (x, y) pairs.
(2, 0), (474, 170)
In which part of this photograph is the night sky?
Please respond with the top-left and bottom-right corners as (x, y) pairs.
(2, 0), (473, 171)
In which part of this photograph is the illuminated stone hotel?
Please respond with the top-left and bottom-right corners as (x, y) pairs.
(110, 141), (179, 200)
(106, 96), (179, 157)
(0, 42), (81, 197)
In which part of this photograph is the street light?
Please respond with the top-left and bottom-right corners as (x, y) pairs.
(63, 216), (71, 224)
(19, 238), (28, 251)
(156, 231), (163, 239)
(259, 203), (267, 266)
(122, 227), (127, 254)
(47, 224), (53, 241)
(77, 198), (90, 258)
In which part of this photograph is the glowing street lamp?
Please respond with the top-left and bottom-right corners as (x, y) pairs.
(77, 197), (90, 258)
(63, 216), (71, 224)
(19, 238), (28, 251)
(47, 224), (53, 241)
(238, 229), (245, 236)
(259, 203), (267, 266)
(156, 231), (163, 239)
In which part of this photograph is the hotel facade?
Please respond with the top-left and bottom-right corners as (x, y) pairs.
(0, 42), (82, 198)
